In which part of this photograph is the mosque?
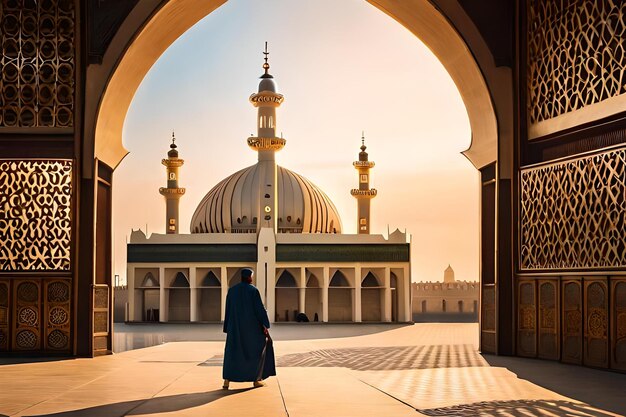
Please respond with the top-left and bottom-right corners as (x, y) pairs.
(125, 49), (411, 324)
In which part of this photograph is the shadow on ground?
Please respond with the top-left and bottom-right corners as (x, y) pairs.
(24, 389), (251, 416)
(483, 354), (626, 416)
(274, 344), (486, 371)
(113, 322), (411, 353)
(419, 399), (617, 416)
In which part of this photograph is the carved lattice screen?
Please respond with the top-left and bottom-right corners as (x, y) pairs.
(0, 0), (75, 127)
(527, 1), (626, 125)
(520, 147), (626, 270)
(0, 160), (72, 271)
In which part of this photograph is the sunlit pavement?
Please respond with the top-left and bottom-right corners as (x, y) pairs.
(1, 323), (625, 417)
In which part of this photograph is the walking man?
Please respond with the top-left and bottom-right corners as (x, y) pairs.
(222, 268), (276, 389)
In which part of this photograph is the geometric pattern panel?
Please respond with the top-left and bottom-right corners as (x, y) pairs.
(538, 280), (558, 360)
(517, 280), (537, 357)
(562, 279), (583, 364)
(44, 280), (71, 351)
(527, 0), (626, 125)
(520, 148), (626, 270)
(0, 0), (75, 127)
(12, 280), (41, 351)
(0, 160), (72, 271)
(584, 279), (609, 368)
(612, 279), (626, 371)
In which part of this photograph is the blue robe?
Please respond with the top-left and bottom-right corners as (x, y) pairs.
(222, 282), (276, 382)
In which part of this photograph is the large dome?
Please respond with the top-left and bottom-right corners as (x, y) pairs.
(191, 164), (342, 234)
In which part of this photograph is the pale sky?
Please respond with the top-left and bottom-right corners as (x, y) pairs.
(113, 0), (478, 285)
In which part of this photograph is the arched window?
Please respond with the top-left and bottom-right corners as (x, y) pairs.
(306, 274), (320, 288)
(390, 273), (398, 289)
(170, 272), (189, 287)
(201, 271), (220, 287)
(329, 271), (349, 287)
(276, 270), (297, 287)
(361, 271), (380, 287)
(141, 272), (158, 287)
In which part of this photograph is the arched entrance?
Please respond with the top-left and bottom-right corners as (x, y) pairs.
(84, 0), (498, 352)
(0, 0), (502, 355)
(275, 270), (299, 322)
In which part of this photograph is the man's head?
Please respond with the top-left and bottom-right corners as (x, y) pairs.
(241, 268), (254, 283)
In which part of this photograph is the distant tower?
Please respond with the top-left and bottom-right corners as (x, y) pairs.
(247, 42), (285, 232)
(444, 265), (455, 283)
(159, 132), (186, 234)
(350, 133), (377, 234)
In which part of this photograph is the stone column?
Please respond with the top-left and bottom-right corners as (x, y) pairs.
(383, 267), (392, 322)
(354, 266), (362, 322)
(127, 266), (135, 321)
(190, 267), (198, 322)
(403, 266), (411, 322)
(221, 266), (228, 322)
(159, 266), (167, 322)
(322, 266), (329, 322)
(298, 267), (306, 316)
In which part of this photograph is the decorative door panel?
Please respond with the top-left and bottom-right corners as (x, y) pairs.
(562, 279), (583, 364)
(0, 280), (9, 351)
(517, 280), (537, 357)
(538, 279), (559, 360)
(612, 279), (626, 371)
(44, 280), (71, 351)
(12, 280), (41, 351)
(93, 284), (110, 354)
(584, 279), (609, 368)
(481, 285), (496, 353)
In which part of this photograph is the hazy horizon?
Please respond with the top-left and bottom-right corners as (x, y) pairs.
(113, 0), (479, 285)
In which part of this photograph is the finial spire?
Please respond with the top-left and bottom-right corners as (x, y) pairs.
(360, 131), (366, 151)
(263, 41), (270, 75)
(170, 131), (177, 149)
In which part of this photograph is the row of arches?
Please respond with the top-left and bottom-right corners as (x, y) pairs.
(274, 270), (398, 322)
(130, 267), (405, 323)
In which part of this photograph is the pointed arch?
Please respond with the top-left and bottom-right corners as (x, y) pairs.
(141, 272), (159, 287)
(361, 271), (380, 287)
(306, 274), (320, 288)
(201, 271), (220, 287)
(170, 271), (189, 287)
(330, 271), (350, 287)
(276, 270), (297, 287)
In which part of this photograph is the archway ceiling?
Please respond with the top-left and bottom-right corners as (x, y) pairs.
(94, 0), (496, 170)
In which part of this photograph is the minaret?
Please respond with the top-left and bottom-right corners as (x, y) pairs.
(247, 42), (285, 232)
(159, 132), (186, 234)
(350, 134), (377, 234)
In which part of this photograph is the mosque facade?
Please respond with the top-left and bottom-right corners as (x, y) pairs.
(125, 52), (411, 324)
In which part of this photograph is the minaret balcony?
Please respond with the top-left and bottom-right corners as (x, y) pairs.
(353, 161), (375, 168)
(161, 158), (184, 167)
(247, 137), (286, 151)
(249, 92), (284, 107)
(159, 187), (186, 196)
(350, 189), (377, 198)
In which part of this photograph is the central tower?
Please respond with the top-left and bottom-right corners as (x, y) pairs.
(159, 133), (185, 234)
(247, 43), (285, 232)
(351, 135), (377, 234)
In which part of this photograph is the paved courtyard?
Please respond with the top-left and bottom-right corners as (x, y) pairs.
(1, 323), (625, 416)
